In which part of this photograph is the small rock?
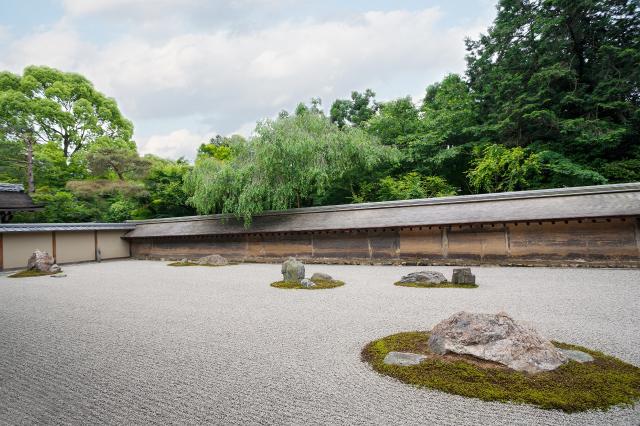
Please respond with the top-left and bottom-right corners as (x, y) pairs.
(399, 271), (447, 284)
(428, 311), (568, 374)
(300, 279), (316, 288)
(196, 254), (228, 266)
(383, 351), (427, 366)
(559, 349), (594, 363)
(310, 272), (332, 282)
(281, 257), (305, 283)
(452, 268), (476, 284)
(50, 274), (67, 278)
(49, 264), (62, 273)
(181, 258), (188, 263)
(27, 250), (57, 273)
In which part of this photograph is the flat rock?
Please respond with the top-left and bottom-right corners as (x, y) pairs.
(196, 254), (228, 266)
(281, 257), (305, 283)
(451, 268), (476, 284)
(559, 349), (594, 363)
(310, 272), (332, 282)
(50, 274), (67, 278)
(399, 271), (447, 284)
(383, 351), (427, 366)
(428, 311), (567, 374)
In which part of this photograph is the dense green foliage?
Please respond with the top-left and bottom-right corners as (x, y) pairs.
(1, 66), (195, 222)
(362, 331), (640, 412)
(2, 0), (638, 223)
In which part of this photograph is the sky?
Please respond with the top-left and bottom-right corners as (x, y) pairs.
(0, 1), (496, 160)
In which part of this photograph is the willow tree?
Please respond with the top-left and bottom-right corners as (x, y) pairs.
(184, 108), (396, 224)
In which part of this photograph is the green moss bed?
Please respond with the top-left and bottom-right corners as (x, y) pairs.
(394, 281), (478, 288)
(167, 261), (233, 267)
(8, 269), (61, 278)
(362, 331), (640, 413)
(270, 279), (345, 290)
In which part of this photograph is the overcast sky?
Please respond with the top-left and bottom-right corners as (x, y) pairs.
(1, 1), (496, 160)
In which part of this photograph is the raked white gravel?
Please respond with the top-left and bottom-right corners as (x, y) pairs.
(1, 260), (639, 425)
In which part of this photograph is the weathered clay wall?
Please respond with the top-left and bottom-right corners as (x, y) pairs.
(130, 218), (640, 267)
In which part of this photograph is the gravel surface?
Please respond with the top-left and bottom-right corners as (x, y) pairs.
(1, 260), (639, 425)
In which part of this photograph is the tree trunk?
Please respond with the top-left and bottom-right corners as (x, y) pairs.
(26, 134), (35, 193)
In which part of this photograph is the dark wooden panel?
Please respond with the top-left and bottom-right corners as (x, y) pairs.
(312, 232), (369, 258)
(247, 234), (312, 258)
(368, 229), (400, 259)
(447, 227), (507, 260)
(399, 228), (442, 258)
(509, 220), (637, 259)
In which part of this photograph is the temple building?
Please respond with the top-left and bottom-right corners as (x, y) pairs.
(0, 183), (41, 223)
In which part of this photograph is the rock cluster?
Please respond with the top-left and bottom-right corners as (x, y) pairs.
(451, 268), (475, 284)
(280, 258), (337, 286)
(27, 250), (61, 273)
(428, 311), (568, 374)
(399, 271), (447, 284)
(195, 254), (228, 266)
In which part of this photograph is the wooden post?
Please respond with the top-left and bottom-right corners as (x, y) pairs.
(94, 230), (98, 261)
(441, 227), (449, 259)
(52, 232), (57, 262)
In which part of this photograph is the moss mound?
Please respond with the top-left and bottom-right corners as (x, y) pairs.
(362, 331), (640, 413)
(394, 281), (478, 288)
(167, 261), (231, 267)
(8, 269), (60, 278)
(270, 279), (345, 290)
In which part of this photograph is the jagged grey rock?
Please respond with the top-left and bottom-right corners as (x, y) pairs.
(399, 271), (447, 284)
(559, 349), (594, 363)
(383, 351), (427, 366)
(196, 255), (228, 266)
(310, 272), (332, 282)
(451, 268), (476, 284)
(428, 311), (568, 374)
(281, 257), (304, 282)
(26, 250), (58, 273)
(300, 279), (316, 288)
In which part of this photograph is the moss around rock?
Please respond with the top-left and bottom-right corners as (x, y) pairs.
(362, 331), (640, 413)
(394, 281), (478, 288)
(270, 279), (345, 290)
(8, 269), (61, 278)
(167, 261), (232, 267)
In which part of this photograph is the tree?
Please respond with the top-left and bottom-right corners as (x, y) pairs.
(85, 138), (149, 180)
(467, 144), (542, 193)
(196, 134), (246, 162)
(376, 173), (457, 201)
(330, 89), (378, 127)
(184, 107), (396, 223)
(142, 156), (195, 218)
(1, 66), (133, 158)
(465, 0), (640, 170)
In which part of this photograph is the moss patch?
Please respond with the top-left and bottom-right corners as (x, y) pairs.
(167, 261), (232, 267)
(362, 331), (640, 413)
(8, 269), (60, 278)
(394, 281), (478, 288)
(270, 279), (345, 290)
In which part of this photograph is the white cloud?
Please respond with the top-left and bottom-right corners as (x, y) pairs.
(0, 6), (494, 160)
(138, 129), (212, 160)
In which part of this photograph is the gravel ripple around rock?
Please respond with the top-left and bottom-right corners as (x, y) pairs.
(1, 261), (639, 425)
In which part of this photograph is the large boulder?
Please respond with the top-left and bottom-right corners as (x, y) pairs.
(451, 268), (476, 284)
(281, 257), (305, 282)
(27, 250), (60, 273)
(399, 271), (447, 284)
(196, 254), (228, 266)
(428, 311), (568, 374)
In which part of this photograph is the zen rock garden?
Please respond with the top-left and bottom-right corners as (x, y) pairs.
(271, 257), (345, 289)
(395, 268), (477, 288)
(8, 250), (63, 278)
(363, 310), (640, 412)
